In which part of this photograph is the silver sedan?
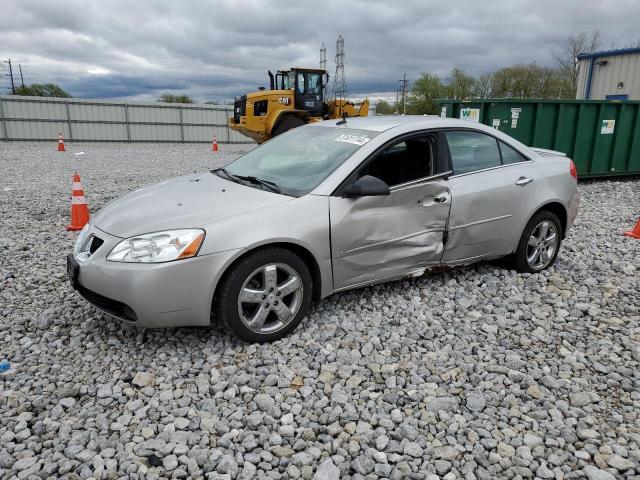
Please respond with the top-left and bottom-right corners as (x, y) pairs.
(68, 116), (579, 342)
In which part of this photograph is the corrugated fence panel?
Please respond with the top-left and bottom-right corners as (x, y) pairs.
(130, 123), (181, 142)
(184, 125), (227, 142)
(182, 107), (228, 125)
(0, 96), (253, 144)
(128, 105), (181, 124)
(4, 98), (67, 119)
(73, 122), (128, 141)
(69, 103), (126, 122)
(6, 120), (70, 140)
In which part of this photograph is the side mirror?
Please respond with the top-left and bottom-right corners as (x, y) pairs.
(343, 175), (390, 198)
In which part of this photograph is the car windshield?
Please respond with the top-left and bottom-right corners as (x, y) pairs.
(221, 126), (378, 197)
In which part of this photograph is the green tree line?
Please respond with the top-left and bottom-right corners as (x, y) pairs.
(376, 31), (605, 115)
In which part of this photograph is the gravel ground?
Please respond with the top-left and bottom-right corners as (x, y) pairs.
(0, 142), (639, 480)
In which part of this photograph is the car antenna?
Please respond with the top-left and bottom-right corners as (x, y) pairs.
(336, 112), (348, 125)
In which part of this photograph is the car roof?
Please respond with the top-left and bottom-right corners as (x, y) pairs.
(310, 115), (487, 133)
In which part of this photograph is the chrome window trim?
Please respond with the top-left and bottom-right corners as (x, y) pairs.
(389, 170), (453, 192)
(448, 160), (535, 179)
(443, 127), (535, 177)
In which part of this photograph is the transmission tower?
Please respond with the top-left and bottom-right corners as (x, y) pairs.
(332, 35), (347, 111)
(320, 43), (327, 71)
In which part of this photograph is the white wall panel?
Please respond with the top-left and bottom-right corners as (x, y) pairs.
(0, 97), (252, 143)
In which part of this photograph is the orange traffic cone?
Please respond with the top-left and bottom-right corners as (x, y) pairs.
(66, 172), (90, 231)
(623, 219), (640, 239)
(212, 133), (219, 152)
(58, 133), (66, 152)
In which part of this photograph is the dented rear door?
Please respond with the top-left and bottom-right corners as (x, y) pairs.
(329, 177), (451, 290)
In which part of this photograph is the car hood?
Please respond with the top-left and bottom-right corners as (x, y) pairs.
(93, 171), (291, 238)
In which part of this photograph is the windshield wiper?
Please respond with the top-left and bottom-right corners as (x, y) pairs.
(212, 167), (242, 184)
(234, 175), (282, 194)
(212, 168), (282, 194)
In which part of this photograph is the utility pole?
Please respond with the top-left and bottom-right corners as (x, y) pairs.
(18, 64), (25, 89)
(320, 43), (327, 71)
(397, 73), (408, 115)
(3, 59), (16, 94)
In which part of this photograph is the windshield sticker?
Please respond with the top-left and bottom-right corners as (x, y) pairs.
(334, 134), (371, 146)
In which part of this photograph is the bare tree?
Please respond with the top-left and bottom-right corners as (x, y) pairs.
(473, 73), (493, 98)
(553, 31), (601, 97)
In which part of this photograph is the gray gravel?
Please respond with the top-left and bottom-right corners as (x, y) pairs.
(1, 141), (639, 480)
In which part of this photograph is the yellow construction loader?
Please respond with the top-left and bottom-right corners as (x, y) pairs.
(228, 67), (369, 143)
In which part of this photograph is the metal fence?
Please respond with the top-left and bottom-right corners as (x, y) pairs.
(0, 96), (253, 144)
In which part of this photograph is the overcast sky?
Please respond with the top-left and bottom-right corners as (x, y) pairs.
(1, 0), (639, 103)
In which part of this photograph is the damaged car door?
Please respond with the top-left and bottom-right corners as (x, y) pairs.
(330, 133), (452, 290)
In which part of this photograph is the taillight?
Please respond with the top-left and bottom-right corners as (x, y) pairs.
(569, 159), (578, 180)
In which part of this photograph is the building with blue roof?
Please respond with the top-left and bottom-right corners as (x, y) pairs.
(576, 47), (640, 100)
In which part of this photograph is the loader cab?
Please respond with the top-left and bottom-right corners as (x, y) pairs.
(274, 68), (327, 117)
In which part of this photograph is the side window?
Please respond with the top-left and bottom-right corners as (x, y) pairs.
(297, 73), (306, 94)
(358, 135), (435, 187)
(307, 73), (321, 99)
(446, 131), (501, 175)
(499, 141), (528, 164)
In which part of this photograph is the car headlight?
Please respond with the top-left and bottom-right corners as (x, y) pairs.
(107, 229), (205, 263)
(74, 223), (91, 255)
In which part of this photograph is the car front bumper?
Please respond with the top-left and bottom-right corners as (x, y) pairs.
(68, 226), (240, 328)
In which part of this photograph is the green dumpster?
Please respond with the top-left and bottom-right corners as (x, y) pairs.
(435, 98), (640, 178)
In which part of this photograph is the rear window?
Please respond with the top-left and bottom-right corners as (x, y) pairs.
(499, 141), (528, 164)
(446, 131), (501, 175)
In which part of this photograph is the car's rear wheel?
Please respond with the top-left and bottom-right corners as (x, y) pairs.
(513, 210), (562, 273)
(215, 248), (312, 342)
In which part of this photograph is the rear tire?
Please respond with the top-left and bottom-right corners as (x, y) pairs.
(272, 116), (306, 137)
(215, 248), (312, 343)
(512, 210), (562, 273)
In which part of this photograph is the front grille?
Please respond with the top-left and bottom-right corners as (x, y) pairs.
(77, 284), (137, 322)
(233, 95), (247, 123)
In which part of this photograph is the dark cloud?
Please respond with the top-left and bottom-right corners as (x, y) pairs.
(1, 0), (639, 102)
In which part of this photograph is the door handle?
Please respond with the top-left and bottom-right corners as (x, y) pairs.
(434, 194), (448, 203)
(515, 176), (533, 186)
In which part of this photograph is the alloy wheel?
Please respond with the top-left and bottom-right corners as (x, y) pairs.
(526, 220), (559, 270)
(237, 263), (304, 334)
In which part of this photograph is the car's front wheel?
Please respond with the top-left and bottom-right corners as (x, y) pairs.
(215, 248), (312, 342)
(513, 210), (562, 273)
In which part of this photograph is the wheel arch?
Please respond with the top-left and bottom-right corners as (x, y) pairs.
(211, 241), (323, 321)
(533, 201), (568, 238)
(268, 110), (309, 134)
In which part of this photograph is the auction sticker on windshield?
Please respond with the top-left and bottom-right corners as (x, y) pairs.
(334, 134), (372, 146)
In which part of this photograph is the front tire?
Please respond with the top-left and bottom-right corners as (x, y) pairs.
(271, 116), (305, 137)
(215, 248), (312, 342)
(513, 210), (562, 273)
